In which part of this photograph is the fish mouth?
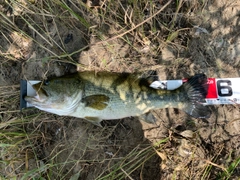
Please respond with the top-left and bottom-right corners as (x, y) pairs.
(24, 83), (48, 105)
(24, 94), (43, 104)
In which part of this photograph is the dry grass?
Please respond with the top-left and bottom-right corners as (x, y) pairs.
(0, 0), (240, 179)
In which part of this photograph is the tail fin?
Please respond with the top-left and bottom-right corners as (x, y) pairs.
(181, 74), (211, 118)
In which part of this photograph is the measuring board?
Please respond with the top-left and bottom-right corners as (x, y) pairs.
(150, 78), (240, 105)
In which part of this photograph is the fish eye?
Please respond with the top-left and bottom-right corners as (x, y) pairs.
(44, 80), (49, 86)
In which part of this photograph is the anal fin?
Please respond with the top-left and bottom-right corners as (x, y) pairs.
(182, 103), (211, 118)
(139, 112), (157, 124)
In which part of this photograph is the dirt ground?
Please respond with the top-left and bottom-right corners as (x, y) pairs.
(1, 0), (240, 179)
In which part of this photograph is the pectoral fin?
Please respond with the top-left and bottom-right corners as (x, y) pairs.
(139, 112), (156, 124)
(84, 116), (103, 127)
(82, 94), (110, 110)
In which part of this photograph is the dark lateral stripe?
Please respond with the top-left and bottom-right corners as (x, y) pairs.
(110, 73), (130, 90)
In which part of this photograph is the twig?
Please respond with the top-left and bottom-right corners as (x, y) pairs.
(121, 168), (134, 180)
(95, 0), (173, 44)
(67, 0), (173, 59)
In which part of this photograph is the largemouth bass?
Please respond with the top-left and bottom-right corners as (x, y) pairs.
(25, 72), (211, 126)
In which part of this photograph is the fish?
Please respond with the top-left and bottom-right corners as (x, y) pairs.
(24, 71), (211, 126)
